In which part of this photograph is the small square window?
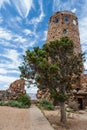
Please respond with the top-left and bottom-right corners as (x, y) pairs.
(64, 17), (69, 22)
(63, 29), (67, 34)
(54, 17), (59, 23)
(73, 19), (77, 25)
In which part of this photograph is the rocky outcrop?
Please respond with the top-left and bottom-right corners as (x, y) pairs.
(0, 79), (26, 101)
(8, 79), (26, 100)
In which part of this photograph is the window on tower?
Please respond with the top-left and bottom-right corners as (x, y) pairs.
(54, 17), (59, 23)
(64, 16), (69, 22)
(63, 29), (67, 34)
(73, 19), (77, 25)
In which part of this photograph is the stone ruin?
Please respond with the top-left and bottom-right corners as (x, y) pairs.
(0, 79), (26, 101)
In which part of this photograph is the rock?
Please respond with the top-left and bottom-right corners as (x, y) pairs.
(8, 78), (26, 100)
(66, 108), (71, 112)
(79, 110), (86, 114)
(55, 106), (60, 109)
(51, 124), (58, 129)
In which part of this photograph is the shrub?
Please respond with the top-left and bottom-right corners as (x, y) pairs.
(68, 101), (79, 111)
(17, 94), (31, 107)
(39, 98), (54, 110)
(7, 100), (23, 108)
(0, 94), (31, 108)
(0, 101), (4, 106)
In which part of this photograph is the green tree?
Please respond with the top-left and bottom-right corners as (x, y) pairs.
(19, 36), (84, 124)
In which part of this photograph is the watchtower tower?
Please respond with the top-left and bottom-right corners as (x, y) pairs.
(46, 11), (82, 54)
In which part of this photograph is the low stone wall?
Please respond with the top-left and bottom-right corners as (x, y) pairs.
(0, 90), (10, 101)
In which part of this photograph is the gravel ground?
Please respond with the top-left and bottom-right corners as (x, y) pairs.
(0, 106), (30, 130)
(43, 109), (87, 130)
(0, 105), (87, 130)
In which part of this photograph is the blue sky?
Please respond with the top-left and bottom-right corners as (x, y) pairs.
(0, 0), (87, 90)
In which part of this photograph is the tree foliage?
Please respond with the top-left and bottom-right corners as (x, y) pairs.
(19, 36), (84, 123)
(19, 36), (83, 94)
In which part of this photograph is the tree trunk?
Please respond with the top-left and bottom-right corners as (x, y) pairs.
(60, 101), (66, 124)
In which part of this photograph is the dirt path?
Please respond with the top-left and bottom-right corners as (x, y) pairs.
(0, 106), (30, 130)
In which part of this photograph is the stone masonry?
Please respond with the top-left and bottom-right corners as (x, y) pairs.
(46, 11), (82, 54)
(37, 11), (87, 109)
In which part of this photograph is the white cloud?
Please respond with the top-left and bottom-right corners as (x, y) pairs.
(71, 8), (77, 13)
(42, 30), (47, 41)
(53, 0), (81, 13)
(8, 50), (18, 61)
(0, 0), (10, 8)
(25, 86), (38, 94)
(53, 0), (72, 11)
(0, 68), (7, 74)
(78, 1), (87, 53)
(13, 35), (27, 43)
(0, 84), (9, 90)
(0, 15), (3, 23)
(0, 48), (22, 70)
(10, 70), (20, 74)
(10, 16), (22, 25)
(0, 67), (20, 75)
(23, 29), (33, 36)
(0, 40), (16, 48)
(27, 40), (36, 47)
(5, 49), (21, 66)
(79, 17), (87, 45)
(0, 48), (21, 89)
(0, 27), (12, 40)
(30, 0), (45, 28)
(11, 0), (33, 18)
(84, 62), (87, 70)
(0, 75), (17, 86)
(1, 49), (18, 59)
(13, 34), (37, 51)
(53, 0), (60, 11)
(0, 27), (30, 50)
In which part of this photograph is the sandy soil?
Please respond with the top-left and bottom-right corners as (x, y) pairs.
(43, 109), (87, 130)
(0, 106), (30, 130)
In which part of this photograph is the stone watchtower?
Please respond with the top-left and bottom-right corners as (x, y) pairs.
(46, 11), (82, 54)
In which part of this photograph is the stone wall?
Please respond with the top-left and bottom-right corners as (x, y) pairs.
(37, 74), (87, 100)
(36, 89), (51, 101)
(0, 90), (10, 101)
(81, 74), (87, 89)
(37, 11), (87, 108)
(46, 11), (82, 55)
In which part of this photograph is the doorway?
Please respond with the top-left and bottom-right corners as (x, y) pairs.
(78, 98), (83, 109)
